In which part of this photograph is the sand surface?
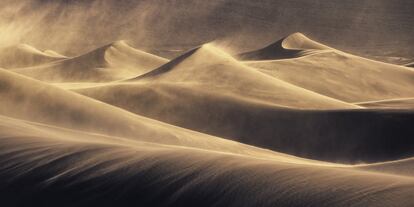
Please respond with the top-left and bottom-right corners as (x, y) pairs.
(1, 32), (413, 206)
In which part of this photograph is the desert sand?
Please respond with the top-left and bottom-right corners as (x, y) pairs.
(11, 41), (167, 82)
(0, 29), (413, 207)
(0, 44), (66, 68)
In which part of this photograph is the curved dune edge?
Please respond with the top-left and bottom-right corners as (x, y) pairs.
(0, 115), (413, 207)
(355, 98), (414, 109)
(0, 68), (331, 163)
(237, 32), (332, 61)
(63, 45), (414, 163)
(127, 44), (358, 110)
(12, 41), (168, 82)
(246, 50), (414, 103)
(0, 44), (66, 68)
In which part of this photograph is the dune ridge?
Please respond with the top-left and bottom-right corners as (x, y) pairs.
(66, 45), (414, 163)
(129, 44), (357, 109)
(244, 34), (414, 103)
(0, 68), (320, 160)
(238, 33), (332, 60)
(12, 41), (168, 82)
(0, 44), (66, 68)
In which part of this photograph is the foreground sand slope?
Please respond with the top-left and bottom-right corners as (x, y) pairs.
(0, 115), (413, 207)
(70, 46), (414, 163)
(0, 44), (66, 68)
(243, 33), (414, 103)
(0, 68), (313, 158)
(12, 41), (168, 82)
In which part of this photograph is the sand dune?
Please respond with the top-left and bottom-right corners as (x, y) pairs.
(1, 68), (317, 159)
(63, 45), (414, 163)
(0, 115), (413, 206)
(129, 44), (357, 109)
(12, 41), (168, 82)
(238, 33), (331, 60)
(0, 44), (66, 68)
(75, 83), (414, 162)
(244, 35), (414, 103)
(2, 1), (414, 205)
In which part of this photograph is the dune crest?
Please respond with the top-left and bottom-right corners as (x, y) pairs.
(238, 33), (332, 60)
(0, 68), (319, 160)
(129, 44), (357, 109)
(12, 41), (168, 82)
(0, 44), (66, 68)
(247, 50), (414, 103)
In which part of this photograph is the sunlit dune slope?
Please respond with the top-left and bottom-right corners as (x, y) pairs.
(0, 115), (413, 207)
(12, 41), (168, 82)
(69, 46), (414, 163)
(0, 44), (66, 68)
(0, 68), (314, 159)
(238, 33), (331, 60)
(245, 39), (414, 103)
(129, 44), (357, 109)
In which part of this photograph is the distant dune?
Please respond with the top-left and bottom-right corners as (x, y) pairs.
(68, 44), (414, 163)
(238, 33), (331, 60)
(130, 44), (356, 109)
(244, 34), (414, 103)
(12, 41), (168, 82)
(0, 44), (66, 68)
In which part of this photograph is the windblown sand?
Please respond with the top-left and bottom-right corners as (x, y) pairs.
(1, 33), (413, 206)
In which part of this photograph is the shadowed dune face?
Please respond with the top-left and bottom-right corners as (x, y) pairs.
(11, 41), (168, 82)
(0, 44), (66, 68)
